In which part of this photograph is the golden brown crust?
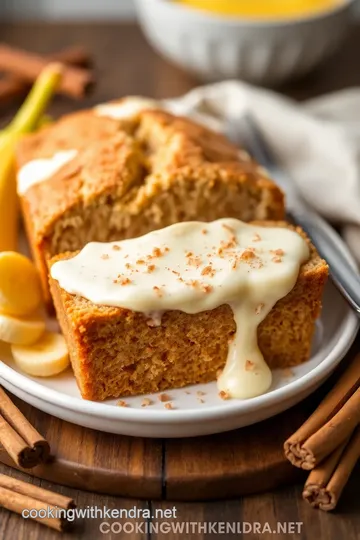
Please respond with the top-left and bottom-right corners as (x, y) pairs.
(22, 132), (144, 241)
(18, 106), (284, 241)
(17, 100), (285, 307)
(49, 222), (329, 401)
(16, 109), (123, 165)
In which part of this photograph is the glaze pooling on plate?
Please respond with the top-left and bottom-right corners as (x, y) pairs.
(51, 218), (309, 399)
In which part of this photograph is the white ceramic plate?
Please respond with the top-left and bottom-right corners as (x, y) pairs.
(0, 233), (358, 437)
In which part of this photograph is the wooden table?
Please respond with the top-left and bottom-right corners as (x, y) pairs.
(0, 21), (360, 540)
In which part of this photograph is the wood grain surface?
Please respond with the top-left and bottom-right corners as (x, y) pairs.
(0, 20), (359, 540)
(0, 394), (306, 500)
(0, 351), (355, 502)
(0, 396), (163, 499)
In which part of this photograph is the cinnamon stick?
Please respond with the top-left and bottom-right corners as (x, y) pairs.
(0, 43), (94, 99)
(0, 387), (50, 468)
(303, 426), (360, 511)
(299, 387), (360, 468)
(0, 45), (92, 105)
(51, 45), (92, 69)
(0, 473), (75, 531)
(284, 354), (360, 469)
(0, 474), (74, 509)
(0, 415), (39, 469)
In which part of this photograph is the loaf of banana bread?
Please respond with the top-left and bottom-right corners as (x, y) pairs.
(16, 98), (285, 307)
(49, 220), (328, 401)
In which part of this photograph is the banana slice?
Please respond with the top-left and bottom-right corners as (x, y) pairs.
(11, 331), (70, 377)
(0, 312), (45, 345)
(0, 252), (42, 316)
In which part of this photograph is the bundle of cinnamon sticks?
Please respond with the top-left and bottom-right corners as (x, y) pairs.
(0, 387), (49, 469)
(284, 353), (360, 511)
(0, 386), (76, 530)
(0, 43), (94, 106)
(0, 474), (75, 531)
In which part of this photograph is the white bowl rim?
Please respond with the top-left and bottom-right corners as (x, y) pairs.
(137, 0), (355, 27)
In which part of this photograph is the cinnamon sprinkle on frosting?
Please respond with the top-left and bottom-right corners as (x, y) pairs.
(272, 249), (285, 256)
(202, 284), (213, 293)
(245, 360), (255, 371)
(114, 276), (132, 286)
(153, 286), (163, 297)
(240, 250), (256, 261)
(201, 265), (215, 277)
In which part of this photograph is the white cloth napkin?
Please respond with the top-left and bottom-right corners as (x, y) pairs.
(167, 81), (360, 263)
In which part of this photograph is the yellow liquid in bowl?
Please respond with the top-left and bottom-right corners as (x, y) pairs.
(175, 0), (343, 19)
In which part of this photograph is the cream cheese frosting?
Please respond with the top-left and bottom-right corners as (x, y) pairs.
(51, 218), (309, 399)
(17, 149), (78, 195)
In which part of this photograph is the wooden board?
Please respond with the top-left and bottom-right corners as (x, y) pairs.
(0, 313), (357, 502)
(4, 340), (357, 501)
(0, 393), (317, 501)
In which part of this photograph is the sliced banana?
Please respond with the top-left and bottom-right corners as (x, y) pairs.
(0, 312), (45, 345)
(11, 331), (70, 377)
(0, 252), (42, 316)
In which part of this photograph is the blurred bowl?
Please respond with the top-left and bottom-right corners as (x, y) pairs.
(135, 0), (355, 85)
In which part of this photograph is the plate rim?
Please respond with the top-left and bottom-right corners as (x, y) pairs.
(0, 297), (358, 425)
(0, 232), (359, 427)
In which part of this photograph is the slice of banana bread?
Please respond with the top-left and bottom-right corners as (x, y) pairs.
(17, 100), (285, 307)
(49, 222), (328, 402)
